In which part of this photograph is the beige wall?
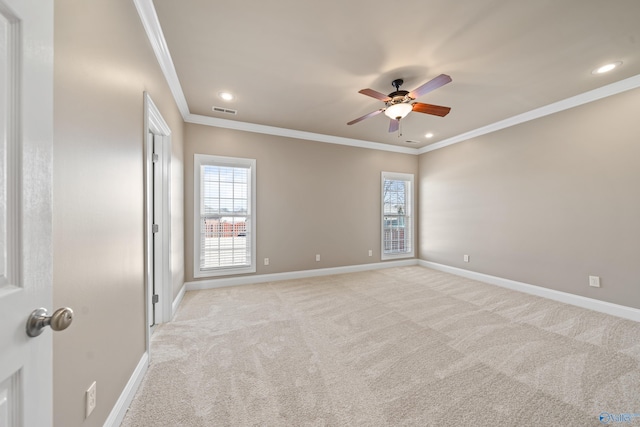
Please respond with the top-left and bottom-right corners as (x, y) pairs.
(50, 3), (639, 425)
(185, 124), (418, 282)
(53, 1), (184, 426)
(419, 87), (640, 309)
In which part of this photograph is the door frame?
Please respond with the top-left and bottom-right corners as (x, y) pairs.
(143, 92), (172, 351)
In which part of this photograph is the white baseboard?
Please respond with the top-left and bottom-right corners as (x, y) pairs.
(420, 260), (640, 323)
(185, 259), (418, 291)
(103, 352), (149, 427)
(171, 283), (186, 319)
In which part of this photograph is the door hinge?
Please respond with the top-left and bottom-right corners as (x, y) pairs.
(152, 224), (159, 233)
(152, 153), (159, 163)
(152, 294), (159, 304)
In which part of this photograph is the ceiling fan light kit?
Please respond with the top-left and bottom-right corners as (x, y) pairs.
(348, 74), (453, 134)
(384, 102), (413, 120)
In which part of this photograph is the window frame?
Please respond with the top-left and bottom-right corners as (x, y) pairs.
(381, 171), (415, 260)
(193, 154), (256, 278)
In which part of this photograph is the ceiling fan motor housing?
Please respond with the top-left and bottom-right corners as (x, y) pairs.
(388, 79), (412, 105)
(387, 90), (411, 106)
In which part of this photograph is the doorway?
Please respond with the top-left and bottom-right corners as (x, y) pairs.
(144, 93), (172, 348)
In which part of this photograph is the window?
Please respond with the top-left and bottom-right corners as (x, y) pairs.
(194, 154), (256, 277)
(381, 172), (414, 260)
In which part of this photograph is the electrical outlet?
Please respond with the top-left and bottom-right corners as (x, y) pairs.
(86, 381), (96, 418)
(464, 254), (470, 262)
(368, 249), (373, 257)
(589, 276), (601, 288)
(316, 254), (321, 262)
(264, 258), (269, 266)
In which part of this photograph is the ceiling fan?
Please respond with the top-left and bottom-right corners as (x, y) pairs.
(347, 74), (452, 133)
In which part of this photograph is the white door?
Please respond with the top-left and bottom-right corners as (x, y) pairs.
(0, 1), (54, 426)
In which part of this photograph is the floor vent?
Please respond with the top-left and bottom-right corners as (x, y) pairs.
(212, 106), (237, 115)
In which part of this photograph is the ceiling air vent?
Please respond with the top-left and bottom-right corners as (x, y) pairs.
(212, 106), (237, 115)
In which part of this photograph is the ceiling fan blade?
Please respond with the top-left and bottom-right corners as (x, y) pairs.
(388, 119), (399, 133)
(408, 74), (452, 99)
(412, 102), (451, 117)
(347, 109), (384, 125)
(358, 88), (392, 102)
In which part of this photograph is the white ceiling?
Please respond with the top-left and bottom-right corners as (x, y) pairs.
(151, 0), (640, 150)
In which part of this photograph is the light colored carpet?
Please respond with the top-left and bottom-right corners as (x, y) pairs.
(121, 266), (640, 426)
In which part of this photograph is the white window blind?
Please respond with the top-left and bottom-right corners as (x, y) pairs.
(381, 172), (414, 260)
(194, 154), (256, 277)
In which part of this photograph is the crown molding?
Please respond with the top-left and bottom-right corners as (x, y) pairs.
(133, 0), (189, 118)
(184, 114), (418, 154)
(418, 73), (640, 154)
(133, 0), (417, 154)
(135, 1), (640, 156)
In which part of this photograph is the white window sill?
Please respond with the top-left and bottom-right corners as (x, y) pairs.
(194, 265), (256, 279)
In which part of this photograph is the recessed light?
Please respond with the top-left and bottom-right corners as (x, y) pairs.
(592, 61), (622, 75)
(425, 132), (434, 139)
(218, 91), (234, 101)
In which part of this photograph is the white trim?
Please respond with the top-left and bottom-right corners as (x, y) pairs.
(186, 259), (418, 291)
(193, 154), (257, 278)
(144, 93), (172, 331)
(144, 131), (153, 349)
(146, 98), (171, 135)
(133, 0), (189, 118)
(132, 1), (414, 155)
(419, 73), (640, 154)
(381, 172), (415, 261)
(185, 113), (417, 155)
(103, 352), (149, 427)
(136, 1), (640, 155)
(419, 260), (640, 323)
(159, 135), (172, 323)
(171, 283), (186, 320)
